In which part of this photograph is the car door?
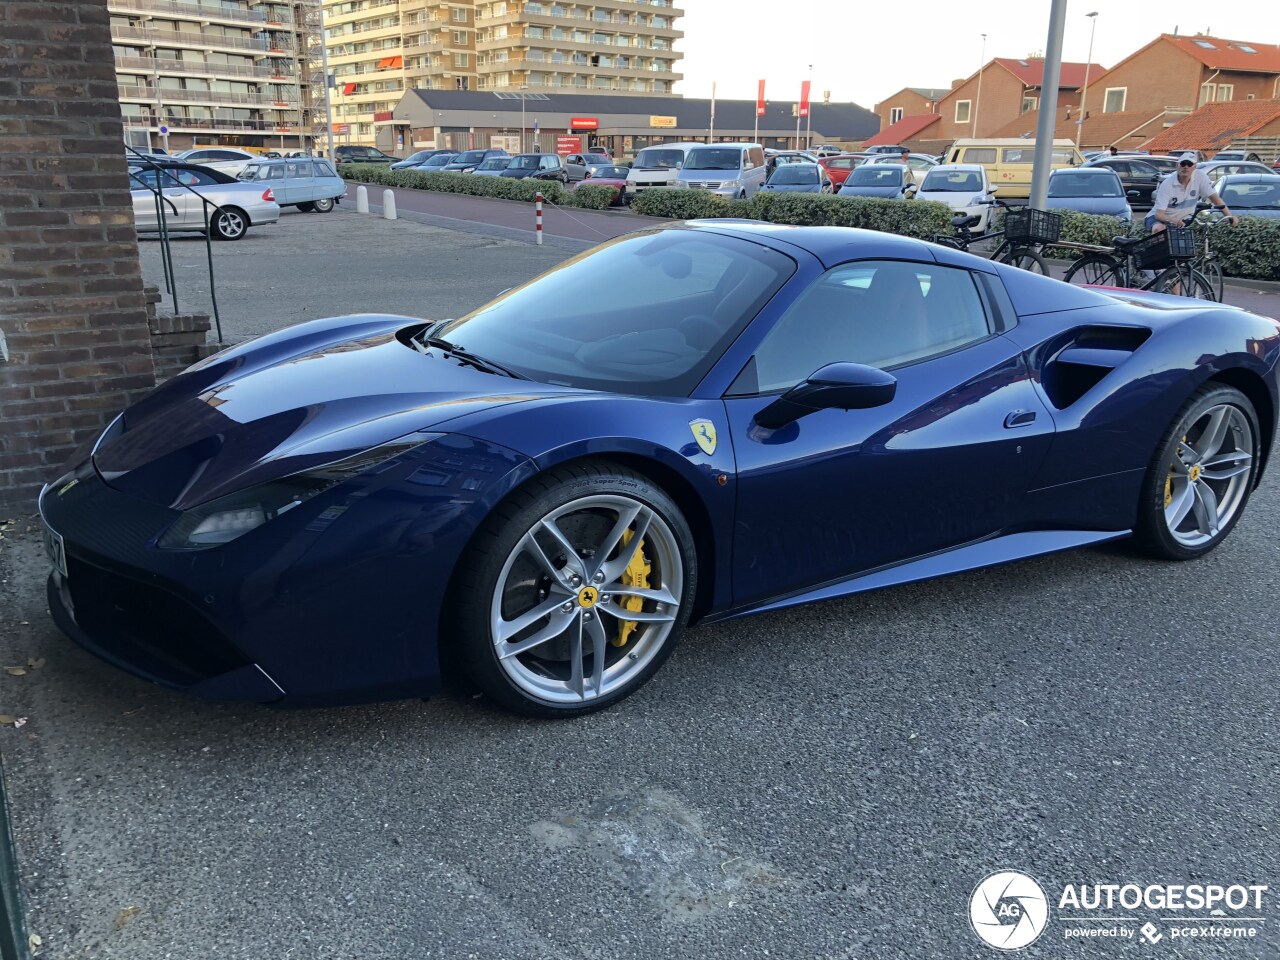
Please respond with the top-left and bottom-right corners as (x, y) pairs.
(282, 159), (311, 204)
(723, 259), (1054, 607)
(561, 154), (586, 181)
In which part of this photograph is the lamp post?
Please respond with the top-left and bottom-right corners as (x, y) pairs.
(973, 33), (987, 137)
(1076, 11), (1099, 149)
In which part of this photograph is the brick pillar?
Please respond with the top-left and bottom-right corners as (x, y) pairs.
(0, 0), (158, 511)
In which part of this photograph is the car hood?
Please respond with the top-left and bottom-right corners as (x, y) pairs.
(763, 183), (822, 192)
(92, 315), (579, 509)
(915, 192), (980, 209)
(1048, 198), (1130, 218)
(840, 186), (903, 198)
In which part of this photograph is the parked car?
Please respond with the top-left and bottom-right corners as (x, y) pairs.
(1140, 156), (1183, 176)
(1211, 150), (1263, 163)
(501, 153), (580, 181)
(333, 145), (400, 166)
(1213, 174), (1280, 220)
(586, 145), (612, 161)
(576, 164), (630, 204)
(390, 149), (454, 170)
(675, 142), (767, 198)
(765, 151), (820, 177)
(40, 222), (1279, 716)
(1199, 160), (1276, 180)
(810, 144), (843, 157)
(471, 156), (512, 177)
(818, 153), (873, 188)
(443, 149), (509, 173)
(864, 144), (908, 155)
(836, 164), (917, 199)
(173, 147), (257, 179)
(867, 152), (940, 184)
(410, 151), (461, 171)
(1082, 156), (1165, 210)
(238, 157), (345, 213)
(914, 164), (997, 231)
(1045, 168), (1134, 222)
(559, 154), (595, 181)
(128, 162), (279, 240)
(946, 138), (1085, 199)
(761, 162), (833, 194)
(624, 142), (705, 195)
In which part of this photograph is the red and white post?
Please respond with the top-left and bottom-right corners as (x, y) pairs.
(535, 191), (543, 245)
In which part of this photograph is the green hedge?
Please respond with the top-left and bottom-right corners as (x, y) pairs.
(341, 163), (620, 209)
(630, 189), (955, 240)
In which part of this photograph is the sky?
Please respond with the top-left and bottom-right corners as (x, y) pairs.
(673, 0), (1274, 109)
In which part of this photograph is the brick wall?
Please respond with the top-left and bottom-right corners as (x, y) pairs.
(144, 286), (218, 382)
(936, 69), (1025, 141)
(872, 89), (940, 132)
(0, 0), (157, 510)
(1090, 42), (1201, 116)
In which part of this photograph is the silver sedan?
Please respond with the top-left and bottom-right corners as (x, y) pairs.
(129, 163), (280, 240)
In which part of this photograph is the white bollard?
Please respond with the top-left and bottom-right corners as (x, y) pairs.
(355, 184), (368, 214)
(382, 188), (397, 221)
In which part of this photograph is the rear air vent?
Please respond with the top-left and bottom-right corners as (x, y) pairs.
(1041, 325), (1151, 409)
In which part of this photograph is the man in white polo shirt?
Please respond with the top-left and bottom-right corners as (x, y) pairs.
(1145, 152), (1238, 232)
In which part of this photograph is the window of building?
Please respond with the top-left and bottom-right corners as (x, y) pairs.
(954, 99), (971, 123)
(450, 6), (467, 21)
(453, 52), (469, 68)
(1217, 83), (1233, 101)
(452, 30), (467, 44)
(455, 76), (469, 89)
(889, 106), (903, 124)
(1199, 82), (1216, 105)
(1021, 95), (1038, 113)
(1193, 40), (1216, 49)
(1103, 87), (1126, 113)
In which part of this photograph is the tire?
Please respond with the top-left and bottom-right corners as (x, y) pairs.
(296, 201), (316, 213)
(1132, 384), (1260, 560)
(1148, 264), (1217, 300)
(312, 197), (335, 213)
(999, 246), (1048, 275)
(209, 206), (249, 241)
(1063, 254), (1122, 286)
(1199, 258), (1225, 302)
(450, 461), (697, 717)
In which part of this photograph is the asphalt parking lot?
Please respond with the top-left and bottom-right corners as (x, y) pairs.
(2, 208), (1278, 959)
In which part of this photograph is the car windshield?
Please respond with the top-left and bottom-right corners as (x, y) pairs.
(508, 155), (542, 170)
(477, 157), (510, 170)
(769, 166), (818, 185)
(1049, 173), (1122, 197)
(240, 164), (265, 181)
(921, 170), (982, 192)
(590, 166), (628, 178)
(454, 150), (487, 164)
(421, 154), (456, 167)
(1221, 182), (1280, 208)
(847, 167), (903, 186)
(434, 230), (795, 395)
(683, 148), (742, 171)
(403, 150), (436, 164)
(633, 148), (685, 170)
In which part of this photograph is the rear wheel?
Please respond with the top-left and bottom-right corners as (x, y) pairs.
(1148, 263), (1217, 300)
(209, 206), (249, 241)
(1133, 384), (1259, 560)
(312, 197), (335, 213)
(999, 245), (1048, 275)
(451, 462), (696, 717)
(1063, 254), (1123, 286)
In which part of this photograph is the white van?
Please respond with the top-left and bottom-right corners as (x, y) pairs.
(676, 142), (768, 198)
(625, 141), (705, 195)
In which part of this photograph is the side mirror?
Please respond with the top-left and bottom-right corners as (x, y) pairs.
(1126, 189), (1140, 198)
(753, 362), (897, 429)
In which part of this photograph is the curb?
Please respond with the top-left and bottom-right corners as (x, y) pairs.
(0, 761), (30, 960)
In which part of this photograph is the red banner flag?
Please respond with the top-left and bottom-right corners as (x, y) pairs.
(798, 80), (811, 118)
(756, 79), (766, 117)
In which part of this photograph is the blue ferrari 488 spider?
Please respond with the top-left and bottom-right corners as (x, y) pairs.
(40, 222), (1278, 715)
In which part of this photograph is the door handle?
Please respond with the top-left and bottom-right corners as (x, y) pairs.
(1004, 410), (1037, 428)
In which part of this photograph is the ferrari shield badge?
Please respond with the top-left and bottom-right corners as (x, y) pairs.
(689, 419), (717, 455)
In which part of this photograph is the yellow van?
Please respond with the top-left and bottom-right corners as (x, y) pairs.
(946, 139), (1084, 199)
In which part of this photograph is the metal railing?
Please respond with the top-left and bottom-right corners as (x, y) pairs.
(125, 146), (224, 339)
(109, 0), (293, 25)
(111, 24), (274, 51)
(124, 114), (302, 132)
(118, 84), (299, 107)
(114, 53), (287, 80)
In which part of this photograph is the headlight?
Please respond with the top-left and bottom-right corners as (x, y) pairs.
(157, 433), (441, 549)
(969, 194), (986, 205)
(721, 179), (740, 189)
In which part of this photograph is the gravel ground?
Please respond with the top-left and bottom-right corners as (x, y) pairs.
(1, 210), (1277, 959)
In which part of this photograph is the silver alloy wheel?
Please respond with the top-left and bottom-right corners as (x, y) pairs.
(489, 494), (683, 705)
(1163, 403), (1254, 546)
(215, 209), (246, 239)
(313, 197), (334, 213)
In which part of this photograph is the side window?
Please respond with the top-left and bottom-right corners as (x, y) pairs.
(211, 150), (243, 161)
(541, 156), (559, 169)
(315, 160), (337, 177)
(285, 161), (302, 178)
(965, 148), (997, 164)
(733, 261), (994, 395)
(1002, 148), (1029, 163)
(267, 164), (286, 179)
(750, 146), (764, 168)
(184, 169), (220, 186)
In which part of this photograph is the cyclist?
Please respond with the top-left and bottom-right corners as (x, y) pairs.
(1145, 152), (1237, 233)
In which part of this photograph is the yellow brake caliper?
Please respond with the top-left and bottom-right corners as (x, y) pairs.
(1166, 434), (1188, 508)
(611, 528), (650, 648)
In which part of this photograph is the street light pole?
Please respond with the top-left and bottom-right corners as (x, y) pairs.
(1076, 11), (1099, 149)
(973, 33), (987, 137)
(520, 84), (528, 153)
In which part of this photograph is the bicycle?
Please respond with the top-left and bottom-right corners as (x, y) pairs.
(1186, 205), (1227, 302)
(1059, 215), (1220, 300)
(931, 199), (1054, 275)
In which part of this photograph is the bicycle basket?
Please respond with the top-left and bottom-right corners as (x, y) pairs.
(1003, 207), (1062, 244)
(1132, 227), (1196, 270)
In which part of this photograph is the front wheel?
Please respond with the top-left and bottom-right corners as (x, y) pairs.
(1063, 254), (1122, 286)
(209, 206), (249, 241)
(1148, 263), (1217, 300)
(312, 197), (335, 213)
(451, 462), (697, 717)
(999, 245), (1048, 275)
(1199, 258), (1224, 301)
(1133, 384), (1259, 560)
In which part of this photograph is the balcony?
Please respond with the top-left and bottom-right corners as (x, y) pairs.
(123, 113), (304, 133)
(322, 0), (398, 27)
(111, 24), (284, 53)
(114, 53), (287, 80)
(119, 83), (299, 107)
(108, 0), (294, 26)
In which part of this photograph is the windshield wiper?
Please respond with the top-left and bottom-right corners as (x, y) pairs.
(415, 332), (526, 379)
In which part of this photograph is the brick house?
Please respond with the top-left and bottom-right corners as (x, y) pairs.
(1085, 34), (1280, 119)
(931, 58), (1103, 142)
(872, 86), (949, 132)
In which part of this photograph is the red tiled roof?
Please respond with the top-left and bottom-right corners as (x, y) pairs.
(994, 58), (1104, 90)
(1143, 98), (1280, 153)
(989, 108), (1173, 149)
(864, 113), (940, 146)
(1163, 34), (1280, 74)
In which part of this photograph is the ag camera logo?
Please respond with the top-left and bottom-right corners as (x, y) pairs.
(970, 871), (1050, 950)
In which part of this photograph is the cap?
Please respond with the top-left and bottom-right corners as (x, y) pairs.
(1179, 152), (1198, 164)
